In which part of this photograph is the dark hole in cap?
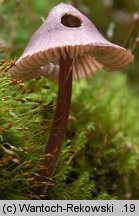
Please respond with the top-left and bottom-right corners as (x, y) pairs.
(61, 14), (82, 28)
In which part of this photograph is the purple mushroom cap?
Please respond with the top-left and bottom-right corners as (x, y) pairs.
(10, 3), (134, 82)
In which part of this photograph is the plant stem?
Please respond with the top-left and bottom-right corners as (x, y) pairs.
(31, 54), (73, 197)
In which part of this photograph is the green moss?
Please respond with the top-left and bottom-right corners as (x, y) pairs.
(0, 61), (139, 199)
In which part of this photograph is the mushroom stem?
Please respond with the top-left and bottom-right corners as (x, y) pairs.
(32, 54), (73, 196)
(43, 54), (73, 176)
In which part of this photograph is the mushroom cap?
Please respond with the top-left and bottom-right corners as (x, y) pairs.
(10, 3), (133, 82)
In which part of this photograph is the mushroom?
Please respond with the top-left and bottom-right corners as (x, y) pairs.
(10, 3), (133, 195)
